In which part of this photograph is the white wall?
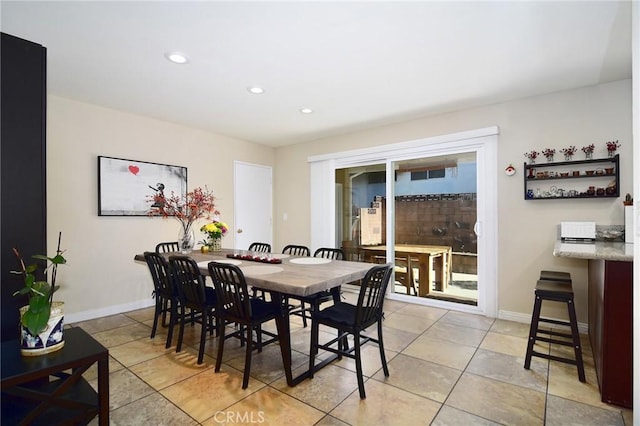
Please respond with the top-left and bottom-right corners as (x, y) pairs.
(273, 79), (633, 323)
(47, 96), (274, 322)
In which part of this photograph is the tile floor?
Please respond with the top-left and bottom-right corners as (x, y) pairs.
(73, 292), (633, 425)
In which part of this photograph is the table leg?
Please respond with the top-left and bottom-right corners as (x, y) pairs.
(272, 292), (294, 386)
(417, 253), (432, 297)
(433, 254), (444, 291)
(98, 355), (109, 425)
(289, 286), (344, 386)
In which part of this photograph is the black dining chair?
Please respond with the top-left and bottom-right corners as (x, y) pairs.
(143, 251), (179, 348)
(308, 263), (393, 399)
(248, 242), (271, 253)
(287, 247), (345, 327)
(155, 241), (179, 253)
(208, 261), (279, 389)
(248, 242), (273, 300)
(168, 255), (217, 364)
(313, 247), (345, 260)
(282, 244), (310, 256)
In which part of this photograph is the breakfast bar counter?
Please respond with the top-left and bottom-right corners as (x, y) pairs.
(554, 240), (633, 408)
(553, 240), (633, 262)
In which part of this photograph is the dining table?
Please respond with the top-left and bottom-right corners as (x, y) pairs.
(359, 244), (452, 296)
(134, 248), (373, 386)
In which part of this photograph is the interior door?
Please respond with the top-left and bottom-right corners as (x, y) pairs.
(233, 161), (273, 249)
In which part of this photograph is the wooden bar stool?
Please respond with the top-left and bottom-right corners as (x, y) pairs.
(524, 278), (586, 382)
(539, 270), (571, 282)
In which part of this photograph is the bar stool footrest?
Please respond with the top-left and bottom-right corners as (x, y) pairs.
(538, 317), (572, 327)
(531, 351), (580, 366)
(534, 336), (577, 347)
(536, 329), (575, 340)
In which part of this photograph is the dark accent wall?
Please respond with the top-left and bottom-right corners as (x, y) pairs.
(1, 33), (47, 341)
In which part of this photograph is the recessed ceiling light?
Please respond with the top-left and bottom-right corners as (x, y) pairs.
(165, 52), (189, 64)
(248, 86), (265, 94)
(300, 108), (313, 114)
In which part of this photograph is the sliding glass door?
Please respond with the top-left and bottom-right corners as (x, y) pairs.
(334, 152), (478, 307)
(391, 153), (478, 305)
(310, 127), (497, 316)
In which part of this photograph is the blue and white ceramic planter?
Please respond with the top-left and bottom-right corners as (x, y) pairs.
(19, 301), (65, 356)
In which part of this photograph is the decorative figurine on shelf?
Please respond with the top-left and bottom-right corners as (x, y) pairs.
(560, 145), (577, 161)
(524, 150), (539, 164)
(581, 144), (595, 160)
(542, 148), (556, 163)
(606, 140), (620, 158)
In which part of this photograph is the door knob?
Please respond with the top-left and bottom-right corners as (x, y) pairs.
(237, 228), (243, 234)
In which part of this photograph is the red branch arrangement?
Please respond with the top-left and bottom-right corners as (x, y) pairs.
(148, 187), (218, 233)
(542, 148), (555, 159)
(606, 140), (620, 152)
(581, 144), (595, 154)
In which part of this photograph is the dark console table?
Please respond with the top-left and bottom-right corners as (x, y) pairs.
(1, 327), (109, 425)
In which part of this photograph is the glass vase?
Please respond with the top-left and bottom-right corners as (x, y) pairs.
(211, 238), (222, 251)
(178, 223), (196, 254)
(585, 152), (593, 160)
(608, 150), (616, 158)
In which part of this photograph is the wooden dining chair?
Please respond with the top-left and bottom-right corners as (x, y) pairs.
(282, 244), (310, 256)
(372, 254), (416, 295)
(287, 247), (345, 327)
(155, 241), (180, 253)
(143, 252), (179, 348)
(208, 261), (279, 389)
(168, 255), (217, 364)
(308, 263), (393, 399)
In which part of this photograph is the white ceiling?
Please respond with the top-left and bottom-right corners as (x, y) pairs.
(1, 1), (632, 147)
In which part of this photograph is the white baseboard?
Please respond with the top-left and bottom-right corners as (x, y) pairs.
(498, 309), (589, 335)
(66, 299), (155, 325)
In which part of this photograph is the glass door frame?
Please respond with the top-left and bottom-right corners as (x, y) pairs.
(309, 127), (498, 317)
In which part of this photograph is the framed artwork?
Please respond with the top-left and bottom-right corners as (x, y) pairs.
(98, 156), (187, 216)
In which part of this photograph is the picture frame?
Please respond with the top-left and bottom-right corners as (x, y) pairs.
(98, 156), (187, 216)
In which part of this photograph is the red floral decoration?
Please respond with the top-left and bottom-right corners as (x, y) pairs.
(581, 144), (595, 154)
(148, 187), (218, 233)
(606, 140), (620, 152)
(542, 148), (556, 159)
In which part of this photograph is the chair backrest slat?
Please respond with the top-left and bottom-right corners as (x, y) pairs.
(314, 247), (345, 260)
(208, 262), (252, 322)
(144, 251), (174, 297)
(248, 242), (271, 253)
(282, 245), (310, 256)
(356, 263), (393, 326)
(169, 255), (208, 306)
(156, 241), (179, 253)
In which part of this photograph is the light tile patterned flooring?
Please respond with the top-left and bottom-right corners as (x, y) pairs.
(74, 292), (634, 425)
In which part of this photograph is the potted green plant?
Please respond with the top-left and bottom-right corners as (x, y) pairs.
(11, 232), (67, 356)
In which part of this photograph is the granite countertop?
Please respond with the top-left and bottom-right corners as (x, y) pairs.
(553, 240), (633, 261)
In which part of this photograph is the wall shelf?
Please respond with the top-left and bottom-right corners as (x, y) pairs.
(523, 154), (619, 200)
